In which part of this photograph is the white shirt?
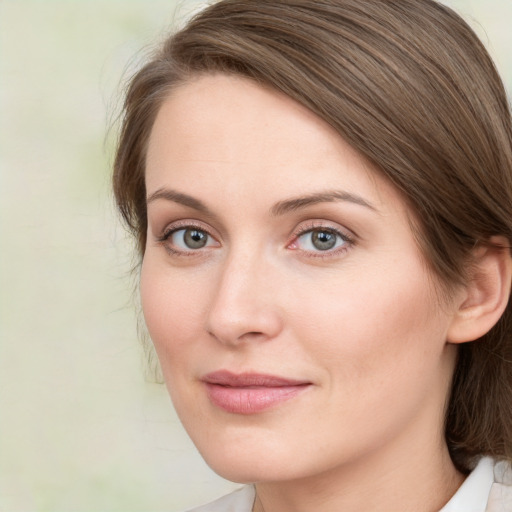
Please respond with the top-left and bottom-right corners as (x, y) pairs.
(183, 457), (512, 512)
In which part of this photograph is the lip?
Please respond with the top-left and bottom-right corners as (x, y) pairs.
(202, 370), (312, 414)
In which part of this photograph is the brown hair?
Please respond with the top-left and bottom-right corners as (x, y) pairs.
(113, 0), (512, 473)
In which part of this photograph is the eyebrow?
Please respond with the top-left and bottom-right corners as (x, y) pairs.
(270, 190), (378, 216)
(146, 187), (377, 216)
(147, 188), (211, 213)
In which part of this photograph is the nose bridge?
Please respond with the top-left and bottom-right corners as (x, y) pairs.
(205, 243), (282, 345)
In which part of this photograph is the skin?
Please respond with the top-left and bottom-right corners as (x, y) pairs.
(141, 74), (466, 512)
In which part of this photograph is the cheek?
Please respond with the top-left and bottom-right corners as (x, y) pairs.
(140, 258), (220, 436)
(139, 257), (205, 370)
(292, 253), (447, 383)
(282, 257), (453, 460)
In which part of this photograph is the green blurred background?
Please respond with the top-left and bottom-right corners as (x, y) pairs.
(0, 1), (510, 511)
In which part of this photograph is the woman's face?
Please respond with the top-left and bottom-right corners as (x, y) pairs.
(141, 74), (460, 483)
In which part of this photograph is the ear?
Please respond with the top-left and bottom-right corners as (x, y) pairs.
(447, 236), (512, 344)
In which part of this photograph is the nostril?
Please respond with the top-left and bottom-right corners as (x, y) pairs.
(205, 288), (284, 345)
(206, 326), (274, 346)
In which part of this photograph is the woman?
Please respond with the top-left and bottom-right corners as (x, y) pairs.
(113, 0), (512, 510)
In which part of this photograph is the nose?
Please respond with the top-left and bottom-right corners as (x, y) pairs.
(205, 250), (284, 347)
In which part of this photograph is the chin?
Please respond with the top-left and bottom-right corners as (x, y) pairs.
(203, 452), (295, 484)
(194, 427), (339, 485)
(187, 428), (300, 483)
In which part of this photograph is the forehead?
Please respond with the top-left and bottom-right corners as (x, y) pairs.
(145, 74), (400, 214)
(147, 74), (350, 165)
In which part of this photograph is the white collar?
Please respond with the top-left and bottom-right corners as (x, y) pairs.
(439, 457), (495, 512)
(187, 457), (512, 512)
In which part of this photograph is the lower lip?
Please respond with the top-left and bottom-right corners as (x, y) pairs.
(205, 383), (310, 414)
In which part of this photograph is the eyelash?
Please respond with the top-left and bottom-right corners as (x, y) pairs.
(156, 221), (218, 257)
(155, 221), (355, 259)
(288, 222), (355, 259)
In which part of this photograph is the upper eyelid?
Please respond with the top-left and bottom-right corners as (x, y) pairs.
(291, 220), (355, 239)
(292, 228), (353, 247)
(159, 219), (217, 239)
(295, 224), (343, 235)
(154, 218), (356, 247)
(146, 200), (225, 238)
(295, 227), (351, 242)
(157, 224), (219, 256)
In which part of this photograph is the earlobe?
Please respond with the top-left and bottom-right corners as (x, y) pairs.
(447, 237), (512, 344)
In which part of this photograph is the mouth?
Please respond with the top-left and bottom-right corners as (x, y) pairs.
(201, 370), (312, 414)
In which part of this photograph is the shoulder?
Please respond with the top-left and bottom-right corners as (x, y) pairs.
(486, 459), (512, 511)
(181, 486), (255, 512)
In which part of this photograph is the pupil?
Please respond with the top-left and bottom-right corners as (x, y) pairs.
(184, 229), (207, 249)
(312, 230), (336, 250)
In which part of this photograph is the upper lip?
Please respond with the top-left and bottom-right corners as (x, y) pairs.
(202, 370), (311, 387)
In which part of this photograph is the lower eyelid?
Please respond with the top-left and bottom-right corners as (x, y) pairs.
(155, 221), (353, 257)
(158, 221), (214, 240)
(288, 226), (355, 254)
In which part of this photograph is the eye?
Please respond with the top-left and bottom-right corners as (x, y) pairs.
(164, 227), (218, 252)
(291, 227), (351, 253)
